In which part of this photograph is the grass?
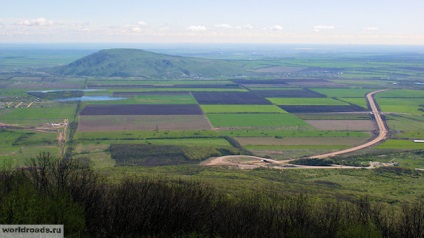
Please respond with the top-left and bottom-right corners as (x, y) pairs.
(75, 129), (369, 141)
(386, 115), (424, 138)
(379, 89), (424, 98)
(341, 150), (424, 170)
(310, 88), (374, 98)
(0, 129), (59, 167)
(87, 79), (235, 85)
(87, 94), (198, 105)
(200, 105), (287, 113)
(147, 138), (231, 146)
(206, 113), (308, 128)
(245, 144), (350, 151)
(297, 113), (371, 120)
(98, 164), (424, 205)
(338, 98), (369, 108)
(375, 139), (424, 150)
(0, 104), (76, 125)
(330, 79), (389, 86)
(267, 97), (349, 105)
(111, 88), (247, 92)
(376, 98), (424, 115)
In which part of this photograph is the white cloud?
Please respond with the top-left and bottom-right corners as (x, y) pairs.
(214, 23), (232, 29)
(270, 25), (283, 31)
(243, 24), (254, 29)
(313, 25), (335, 32)
(137, 21), (148, 26)
(16, 17), (54, 26)
(363, 26), (379, 31)
(187, 25), (206, 31)
(132, 27), (143, 33)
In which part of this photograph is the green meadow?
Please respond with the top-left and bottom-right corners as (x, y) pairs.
(206, 113), (309, 128)
(200, 105), (286, 113)
(267, 97), (349, 105)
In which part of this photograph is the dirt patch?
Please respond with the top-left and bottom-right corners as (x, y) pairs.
(306, 120), (374, 130)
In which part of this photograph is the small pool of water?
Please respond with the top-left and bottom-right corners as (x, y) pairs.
(57, 96), (126, 102)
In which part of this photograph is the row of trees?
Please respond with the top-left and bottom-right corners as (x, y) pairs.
(0, 152), (423, 237)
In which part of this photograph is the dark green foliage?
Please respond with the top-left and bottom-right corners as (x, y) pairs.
(51, 48), (246, 78)
(223, 136), (253, 155)
(110, 144), (239, 166)
(1, 152), (423, 237)
(375, 166), (420, 176)
(12, 132), (35, 146)
(110, 144), (188, 166)
(290, 158), (335, 166)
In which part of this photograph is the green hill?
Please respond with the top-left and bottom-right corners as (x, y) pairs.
(51, 48), (247, 78)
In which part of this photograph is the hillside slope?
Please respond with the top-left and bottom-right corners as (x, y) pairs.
(51, 48), (247, 78)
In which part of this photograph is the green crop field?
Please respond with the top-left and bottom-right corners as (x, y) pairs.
(386, 115), (424, 137)
(0, 105), (76, 125)
(113, 88), (247, 92)
(375, 139), (424, 150)
(376, 98), (424, 115)
(267, 97), (349, 105)
(310, 88), (373, 98)
(87, 94), (198, 105)
(338, 98), (369, 108)
(206, 113), (309, 128)
(379, 89), (424, 98)
(200, 105), (286, 113)
(0, 129), (59, 167)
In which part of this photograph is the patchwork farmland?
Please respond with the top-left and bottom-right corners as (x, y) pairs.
(1, 51), (424, 169)
(70, 77), (390, 164)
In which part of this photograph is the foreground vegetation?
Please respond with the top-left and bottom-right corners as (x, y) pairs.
(0, 153), (423, 237)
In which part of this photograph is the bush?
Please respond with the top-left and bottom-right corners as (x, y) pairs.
(1, 152), (423, 237)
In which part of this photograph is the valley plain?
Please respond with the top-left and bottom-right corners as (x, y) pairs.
(0, 45), (423, 226)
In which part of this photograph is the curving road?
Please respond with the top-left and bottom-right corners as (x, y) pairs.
(310, 89), (388, 159)
(203, 89), (390, 169)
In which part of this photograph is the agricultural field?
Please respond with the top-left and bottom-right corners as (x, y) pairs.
(0, 103), (75, 126)
(200, 105), (286, 113)
(193, 92), (271, 104)
(268, 97), (350, 106)
(80, 104), (204, 115)
(0, 129), (59, 167)
(78, 115), (212, 131)
(1, 47), (424, 173)
(2, 46), (424, 238)
(206, 113), (309, 128)
(309, 88), (374, 98)
(305, 120), (374, 131)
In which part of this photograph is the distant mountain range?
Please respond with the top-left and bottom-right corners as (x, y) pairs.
(51, 48), (248, 78)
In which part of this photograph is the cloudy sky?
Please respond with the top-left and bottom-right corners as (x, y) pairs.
(1, 0), (423, 44)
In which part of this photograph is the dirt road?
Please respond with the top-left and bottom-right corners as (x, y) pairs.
(310, 89), (388, 159)
(201, 154), (379, 170)
(203, 89), (392, 170)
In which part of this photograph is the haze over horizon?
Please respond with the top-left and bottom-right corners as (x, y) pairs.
(1, 0), (423, 45)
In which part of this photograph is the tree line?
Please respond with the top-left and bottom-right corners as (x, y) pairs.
(0, 152), (422, 237)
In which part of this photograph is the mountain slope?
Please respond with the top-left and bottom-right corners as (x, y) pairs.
(51, 48), (247, 78)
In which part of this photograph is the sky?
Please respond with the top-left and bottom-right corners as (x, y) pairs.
(1, 0), (423, 45)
